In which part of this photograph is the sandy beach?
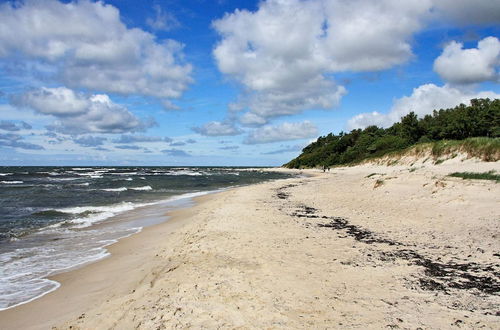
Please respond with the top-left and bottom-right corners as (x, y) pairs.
(1, 158), (499, 329)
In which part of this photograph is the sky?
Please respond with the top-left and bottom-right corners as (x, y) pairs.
(0, 0), (499, 166)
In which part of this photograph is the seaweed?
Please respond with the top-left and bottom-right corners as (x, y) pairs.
(275, 184), (297, 200)
(318, 217), (399, 246)
(380, 250), (500, 294)
(275, 185), (500, 296)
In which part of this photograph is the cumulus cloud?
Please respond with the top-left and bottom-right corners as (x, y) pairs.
(0, 0), (192, 101)
(0, 133), (44, 150)
(244, 121), (318, 144)
(170, 141), (186, 146)
(73, 135), (106, 147)
(212, 0), (431, 122)
(113, 135), (172, 143)
(192, 121), (242, 136)
(0, 120), (32, 131)
(162, 148), (191, 157)
(239, 112), (268, 126)
(208, 0), (500, 130)
(347, 84), (500, 129)
(434, 37), (500, 84)
(13, 87), (89, 116)
(14, 87), (152, 134)
(237, 79), (347, 124)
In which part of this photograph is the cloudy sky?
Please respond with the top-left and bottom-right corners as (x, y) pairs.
(0, 0), (499, 166)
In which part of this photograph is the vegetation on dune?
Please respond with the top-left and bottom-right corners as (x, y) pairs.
(448, 171), (499, 182)
(429, 138), (500, 161)
(285, 98), (500, 168)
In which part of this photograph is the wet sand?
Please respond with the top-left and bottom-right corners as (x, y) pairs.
(1, 158), (499, 329)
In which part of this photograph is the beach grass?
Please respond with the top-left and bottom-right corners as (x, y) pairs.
(448, 171), (499, 182)
(366, 137), (500, 166)
(430, 138), (500, 161)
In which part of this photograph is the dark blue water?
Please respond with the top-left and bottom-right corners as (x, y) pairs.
(0, 166), (292, 310)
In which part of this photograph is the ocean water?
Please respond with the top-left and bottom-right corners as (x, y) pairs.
(0, 166), (292, 310)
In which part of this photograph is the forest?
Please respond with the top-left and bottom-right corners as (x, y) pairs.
(285, 98), (500, 168)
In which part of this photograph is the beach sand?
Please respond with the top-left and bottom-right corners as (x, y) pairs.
(1, 158), (499, 329)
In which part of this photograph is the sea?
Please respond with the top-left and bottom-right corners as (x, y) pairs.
(0, 166), (292, 310)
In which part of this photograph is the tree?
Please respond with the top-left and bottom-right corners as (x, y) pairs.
(399, 112), (422, 144)
(284, 99), (499, 168)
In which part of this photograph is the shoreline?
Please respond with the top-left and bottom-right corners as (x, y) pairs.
(1, 162), (499, 329)
(0, 188), (233, 329)
(0, 188), (226, 313)
(0, 169), (301, 328)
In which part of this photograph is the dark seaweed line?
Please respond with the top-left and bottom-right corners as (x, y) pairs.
(275, 183), (297, 200)
(275, 185), (500, 296)
(380, 249), (500, 295)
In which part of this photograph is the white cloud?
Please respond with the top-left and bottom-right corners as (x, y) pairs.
(15, 87), (152, 134)
(192, 121), (242, 136)
(146, 4), (180, 32)
(238, 78), (347, 123)
(213, 0), (431, 122)
(0, 0), (192, 100)
(347, 84), (500, 129)
(14, 87), (89, 116)
(239, 112), (268, 126)
(347, 112), (390, 130)
(321, 0), (431, 72)
(434, 37), (500, 84)
(210, 0), (500, 129)
(244, 121), (318, 144)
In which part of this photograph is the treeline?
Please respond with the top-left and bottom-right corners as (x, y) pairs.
(285, 98), (500, 168)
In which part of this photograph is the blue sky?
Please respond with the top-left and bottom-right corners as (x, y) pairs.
(0, 0), (499, 166)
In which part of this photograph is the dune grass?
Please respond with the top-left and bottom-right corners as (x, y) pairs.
(430, 138), (500, 161)
(448, 171), (499, 182)
(375, 137), (500, 165)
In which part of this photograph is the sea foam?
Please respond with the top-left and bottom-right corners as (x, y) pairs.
(102, 187), (128, 192)
(130, 186), (153, 191)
